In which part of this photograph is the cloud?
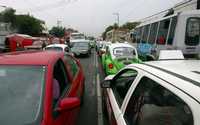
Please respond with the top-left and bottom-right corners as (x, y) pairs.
(1, 0), (182, 36)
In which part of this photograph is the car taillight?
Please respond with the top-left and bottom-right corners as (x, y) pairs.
(108, 63), (113, 69)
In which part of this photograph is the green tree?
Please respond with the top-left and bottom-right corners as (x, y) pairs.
(0, 8), (16, 27)
(0, 8), (45, 36)
(16, 15), (45, 36)
(120, 22), (140, 30)
(49, 26), (65, 38)
(102, 24), (116, 40)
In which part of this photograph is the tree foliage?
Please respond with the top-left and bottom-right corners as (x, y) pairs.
(0, 8), (45, 36)
(121, 22), (140, 30)
(102, 23), (118, 40)
(16, 15), (45, 36)
(49, 26), (65, 38)
(0, 8), (16, 27)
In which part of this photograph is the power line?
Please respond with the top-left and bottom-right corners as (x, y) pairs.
(122, 0), (146, 20)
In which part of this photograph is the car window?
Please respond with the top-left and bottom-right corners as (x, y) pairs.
(52, 59), (71, 110)
(64, 55), (79, 78)
(124, 77), (193, 125)
(113, 47), (136, 57)
(112, 69), (138, 107)
(45, 47), (63, 52)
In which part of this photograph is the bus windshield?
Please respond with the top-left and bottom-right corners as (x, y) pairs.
(185, 18), (200, 46)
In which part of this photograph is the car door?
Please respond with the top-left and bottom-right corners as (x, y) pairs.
(104, 68), (139, 125)
(63, 55), (84, 99)
(123, 75), (194, 125)
(51, 59), (79, 125)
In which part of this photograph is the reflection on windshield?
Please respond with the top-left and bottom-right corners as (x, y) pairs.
(45, 47), (63, 51)
(113, 47), (135, 57)
(0, 66), (45, 125)
(72, 42), (89, 48)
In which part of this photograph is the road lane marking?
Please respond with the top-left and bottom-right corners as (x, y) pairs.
(95, 52), (104, 125)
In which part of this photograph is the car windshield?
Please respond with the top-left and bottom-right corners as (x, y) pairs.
(45, 46), (63, 52)
(113, 47), (136, 57)
(72, 42), (89, 48)
(0, 66), (45, 125)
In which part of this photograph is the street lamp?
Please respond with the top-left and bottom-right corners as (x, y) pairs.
(113, 12), (120, 26)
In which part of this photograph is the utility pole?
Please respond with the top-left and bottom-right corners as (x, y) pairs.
(113, 12), (120, 26)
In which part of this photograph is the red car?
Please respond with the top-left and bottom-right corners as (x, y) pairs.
(0, 50), (85, 125)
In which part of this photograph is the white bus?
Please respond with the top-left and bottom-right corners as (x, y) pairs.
(132, 10), (200, 59)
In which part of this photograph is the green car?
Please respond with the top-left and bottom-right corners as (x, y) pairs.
(102, 43), (142, 75)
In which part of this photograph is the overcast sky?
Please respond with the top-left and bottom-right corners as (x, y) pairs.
(0, 0), (183, 36)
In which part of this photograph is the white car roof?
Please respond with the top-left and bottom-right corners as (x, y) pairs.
(70, 39), (89, 43)
(109, 43), (137, 59)
(127, 60), (200, 102)
(109, 43), (135, 50)
(45, 44), (68, 50)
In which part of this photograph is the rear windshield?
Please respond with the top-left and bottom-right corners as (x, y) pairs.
(0, 66), (45, 125)
(113, 47), (136, 57)
(185, 18), (200, 46)
(72, 42), (89, 48)
(45, 46), (63, 51)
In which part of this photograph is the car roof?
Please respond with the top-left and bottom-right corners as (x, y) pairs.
(109, 43), (135, 50)
(0, 51), (63, 65)
(70, 39), (87, 42)
(45, 44), (68, 49)
(145, 60), (200, 83)
(128, 60), (200, 102)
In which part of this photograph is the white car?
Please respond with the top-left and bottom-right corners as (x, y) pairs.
(101, 59), (200, 125)
(44, 44), (73, 56)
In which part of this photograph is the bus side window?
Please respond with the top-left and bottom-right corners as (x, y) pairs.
(167, 17), (177, 45)
(149, 22), (158, 44)
(157, 19), (170, 45)
(136, 28), (142, 43)
(142, 25), (150, 43)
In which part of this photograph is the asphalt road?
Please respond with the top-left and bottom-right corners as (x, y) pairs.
(76, 49), (98, 125)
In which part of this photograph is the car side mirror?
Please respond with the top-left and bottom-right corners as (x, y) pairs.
(57, 97), (80, 112)
(101, 75), (115, 88)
